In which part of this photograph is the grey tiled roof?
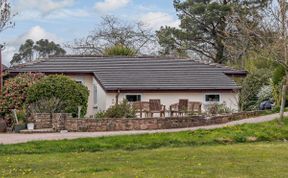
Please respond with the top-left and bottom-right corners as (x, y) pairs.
(8, 56), (245, 91)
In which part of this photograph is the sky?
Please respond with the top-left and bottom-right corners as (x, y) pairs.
(0, 0), (180, 66)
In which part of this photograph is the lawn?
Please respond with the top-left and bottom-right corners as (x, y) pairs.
(1, 119), (288, 177)
(1, 143), (288, 177)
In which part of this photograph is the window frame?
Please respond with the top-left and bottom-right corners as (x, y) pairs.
(204, 93), (221, 103)
(125, 94), (142, 102)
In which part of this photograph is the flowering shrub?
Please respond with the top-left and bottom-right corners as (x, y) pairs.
(0, 73), (44, 116)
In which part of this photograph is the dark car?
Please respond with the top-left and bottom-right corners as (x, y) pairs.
(259, 100), (273, 110)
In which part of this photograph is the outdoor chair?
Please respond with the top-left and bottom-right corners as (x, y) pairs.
(169, 99), (188, 116)
(149, 99), (165, 117)
(132, 101), (149, 118)
(188, 102), (202, 115)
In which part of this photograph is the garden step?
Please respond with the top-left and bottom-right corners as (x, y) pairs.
(20, 128), (55, 134)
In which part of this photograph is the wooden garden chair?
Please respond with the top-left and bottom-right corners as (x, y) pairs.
(188, 102), (202, 115)
(169, 99), (189, 116)
(133, 101), (149, 118)
(149, 99), (165, 117)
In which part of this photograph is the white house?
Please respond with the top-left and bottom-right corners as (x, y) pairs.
(9, 56), (246, 117)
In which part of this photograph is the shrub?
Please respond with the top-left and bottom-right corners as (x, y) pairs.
(239, 70), (271, 111)
(205, 103), (232, 115)
(95, 100), (136, 118)
(0, 73), (44, 116)
(27, 97), (65, 114)
(26, 75), (89, 117)
(257, 85), (273, 103)
(272, 66), (285, 85)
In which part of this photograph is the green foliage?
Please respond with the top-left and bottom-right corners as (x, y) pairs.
(240, 70), (271, 111)
(272, 65), (285, 85)
(95, 100), (136, 119)
(104, 44), (136, 56)
(16, 110), (27, 124)
(27, 97), (65, 114)
(26, 75), (89, 117)
(157, 0), (269, 63)
(0, 73), (44, 116)
(257, 85), (273, 103)
(11, 39), (66, 65)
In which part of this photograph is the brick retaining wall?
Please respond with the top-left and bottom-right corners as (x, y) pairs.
(30, 111), (261, 132)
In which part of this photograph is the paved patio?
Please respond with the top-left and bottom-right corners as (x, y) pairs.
(0, 112), (286, 145)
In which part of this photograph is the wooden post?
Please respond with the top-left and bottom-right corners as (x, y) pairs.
(0, 46), (2, 96)
(78, 106), (82, 119)
(115, 89), (120, 105)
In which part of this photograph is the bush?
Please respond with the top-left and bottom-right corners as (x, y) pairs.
(205, 103), (232, 115)
(26, 75), (89, 117)
(0, 73), (44, 116)
(239, 70), (271, 111)
(257, 85), (273, 103)
(27, 97), (65, 114)
(95, 100), (136, 119)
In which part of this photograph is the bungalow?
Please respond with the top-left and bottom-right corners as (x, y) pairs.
(8, 56), (246, 117)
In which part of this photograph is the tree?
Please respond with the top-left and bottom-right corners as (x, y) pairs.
(0, 73), (44, 116)
(67, 16), (156, 56)
(104, 44), (136, 56)
(156, 0), (270, 63)
(26, 75), (89, 117)
(11, 39), (66, 65)
(0, 0), (14, 33)
(234, 0), (288, 121)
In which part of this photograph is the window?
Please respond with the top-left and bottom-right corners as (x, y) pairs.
(205, 94), (220, 102)
(75, 81), (83, 85)
(93, 85), (97, 105)
(126, 95), (141, 102)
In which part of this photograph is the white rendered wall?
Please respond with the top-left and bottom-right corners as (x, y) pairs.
(106, 91), (239, 114)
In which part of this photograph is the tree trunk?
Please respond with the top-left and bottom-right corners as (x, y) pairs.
(279, 74), (287, 121)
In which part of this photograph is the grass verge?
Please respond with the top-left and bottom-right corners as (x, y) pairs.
(0, 118), (288, 155)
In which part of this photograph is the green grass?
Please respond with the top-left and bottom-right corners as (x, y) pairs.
(1, 117), (288, 177)
(1, 118), (288, 155)
(1, 143), (288, 177)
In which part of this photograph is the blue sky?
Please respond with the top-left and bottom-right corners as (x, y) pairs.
(0, 0), (179, 65)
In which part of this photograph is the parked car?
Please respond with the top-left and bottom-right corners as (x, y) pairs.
(259, 100), (273, 110)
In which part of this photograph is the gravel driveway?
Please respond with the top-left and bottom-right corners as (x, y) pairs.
(0, 112), (286, 145)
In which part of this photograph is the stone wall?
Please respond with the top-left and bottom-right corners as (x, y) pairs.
(28, 113), (52, 129)
(30, 111), (262, 132)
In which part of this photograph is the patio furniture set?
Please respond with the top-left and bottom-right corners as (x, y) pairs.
(132, 99), (202, 118)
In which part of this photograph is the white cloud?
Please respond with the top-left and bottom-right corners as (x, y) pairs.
(94, 0), (130, 12)
(45, 9), (90, 19)
(2, 46), (17, 66)
(16, 0), (75, 14)
(1, 26), (61, 66)
(141, 12), (180, 30)
(14, 0), (80, 20)
(11, 26), (59, 46)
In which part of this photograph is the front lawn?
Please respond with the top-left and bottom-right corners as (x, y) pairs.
(1, 118), (288, 155)
(1, 143), (288, 177)
(1, 118), (288, 177)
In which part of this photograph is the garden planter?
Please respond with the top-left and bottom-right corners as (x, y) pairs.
(27, 123), (35, 130)
(0, 119), (7, 133)
(14, 124), (26, 133)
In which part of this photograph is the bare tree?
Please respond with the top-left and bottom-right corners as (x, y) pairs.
(231, 0), (288, 121)
(66, 16), (157, 56)
(0, 0), (14, 33)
